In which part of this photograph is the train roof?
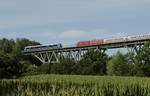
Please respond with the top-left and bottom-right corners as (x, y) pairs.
(25, 43), (61, 48)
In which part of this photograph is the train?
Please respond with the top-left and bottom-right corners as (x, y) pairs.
(76, 34), (150, 47)
(24, 43), (62, 52)
(76, 39), (104, 47)
(24, 34), (150, 52)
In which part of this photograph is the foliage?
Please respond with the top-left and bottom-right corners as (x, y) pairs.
(20, 61), (38, 76)
(36, 63), (50, 74)
(50, 58), (76, 74)
(0, 38), (41, 78)
(107, 52), (131, 76)
(0, 37), (150, 78)
(0, 52), (29, 78)
(15, 38), (40, 51)
(107, 41), (150, 76)
(75, 49), (108, 75)
(134, 42), (150, 76)
(1, 75), (150, 96)
(42, 49), (108, 75)
(0, 38), (15, 53)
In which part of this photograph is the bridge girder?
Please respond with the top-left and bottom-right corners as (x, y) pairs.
(24, 41), (148, 64)
(124, 42), (145, 64)
(31, 46), (106, 64)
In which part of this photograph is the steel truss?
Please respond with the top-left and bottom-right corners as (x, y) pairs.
(31, 46), (106, 64)
(24, 41), (148, 64)
(125, 42), (144, 64)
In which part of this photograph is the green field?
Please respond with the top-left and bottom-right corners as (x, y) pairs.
(0, 74), (150, 96)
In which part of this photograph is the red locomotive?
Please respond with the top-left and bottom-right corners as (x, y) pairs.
(76, 39), (104, 47)
(76, 34), (150, 47)
(24, 34), (150, 52)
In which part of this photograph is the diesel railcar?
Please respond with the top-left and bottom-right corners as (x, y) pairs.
(24, 43), (62, 52)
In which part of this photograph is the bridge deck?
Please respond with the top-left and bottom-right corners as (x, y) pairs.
(23, 39), (149, 54)
(22, 39), (150, 63)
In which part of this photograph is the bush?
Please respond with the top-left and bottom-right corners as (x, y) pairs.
(107, 52), (131, 76)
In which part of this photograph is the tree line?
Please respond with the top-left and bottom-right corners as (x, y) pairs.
(0, 38), (150, 78)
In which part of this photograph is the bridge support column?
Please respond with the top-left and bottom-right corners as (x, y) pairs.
(126, 43), (144, 64)
(94, 46), (106, 54)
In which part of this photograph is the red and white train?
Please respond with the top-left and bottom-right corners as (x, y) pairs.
(76, 34), (150, 47)
(24, 34), (150, 52)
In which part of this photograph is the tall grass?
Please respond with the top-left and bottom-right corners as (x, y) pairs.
(0, 75), (150, 96)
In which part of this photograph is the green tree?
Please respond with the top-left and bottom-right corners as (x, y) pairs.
(107, 51), (131, 76)
(134, 42), (150, 76)
(0, 38), (15, 53)
(15, 38), (40, 51)
(0, 51), (30, 78)
(50, 58), (76, 74)
(0, 38), (41, 78)
(75, 49), (108, 75)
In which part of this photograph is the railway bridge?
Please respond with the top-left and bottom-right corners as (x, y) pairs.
(23, 39), (149, 64)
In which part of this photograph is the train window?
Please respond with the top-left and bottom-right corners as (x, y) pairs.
(25, 48), (30, 51)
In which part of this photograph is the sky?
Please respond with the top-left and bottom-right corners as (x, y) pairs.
(0, 0), (150, 46)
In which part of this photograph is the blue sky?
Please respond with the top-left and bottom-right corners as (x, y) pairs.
(0, 0), (150, 45)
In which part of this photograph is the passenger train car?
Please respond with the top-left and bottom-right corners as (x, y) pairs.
(128, 34), (150, 41)
(24, 43), (62, 52)
(23, 34), (150, 51)
(76, 34), (150, 47)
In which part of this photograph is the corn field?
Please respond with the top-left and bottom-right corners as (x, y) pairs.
(0, 75), (150, 96)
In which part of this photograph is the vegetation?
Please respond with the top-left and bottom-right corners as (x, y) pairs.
(1, 74), (150, 96)
(0, 38), (150, 78)
(107, 52), (131, 76)
(0, 38), (41, 78)
(0, 38), (150, 95)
